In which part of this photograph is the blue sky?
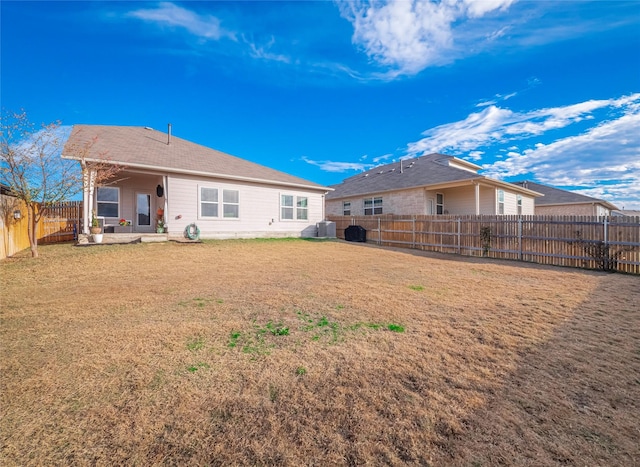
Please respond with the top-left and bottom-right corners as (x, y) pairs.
(2, 1), (639, 208)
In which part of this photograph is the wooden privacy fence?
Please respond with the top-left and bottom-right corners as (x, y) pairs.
(1, 199), (82, 259)
(38, 201), (82, 244)
(327, 215), (640, 274)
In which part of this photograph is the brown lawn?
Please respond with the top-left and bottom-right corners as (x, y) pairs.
(1, 239), (638, 466)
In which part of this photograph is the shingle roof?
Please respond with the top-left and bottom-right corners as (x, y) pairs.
(512, 181), (618, 209)
(62, 125), (328, 191)
(326, 153), (489, 200)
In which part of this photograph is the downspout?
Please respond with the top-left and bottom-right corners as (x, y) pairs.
(322, 193), (326, 220)
(474, 181), (480, 215)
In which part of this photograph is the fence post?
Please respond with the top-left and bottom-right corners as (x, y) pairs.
(457, 218), (461, 254)
(412, 217), (416, 249)
(378, 217), (381, 245)
(603, 216), (608, 245)
(518, 217), (523, 261)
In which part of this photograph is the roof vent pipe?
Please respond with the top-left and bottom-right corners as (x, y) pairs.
(167, 123), (172, 145)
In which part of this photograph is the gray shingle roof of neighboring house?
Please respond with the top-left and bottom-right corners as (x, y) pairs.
(326, 153), (540, 200)
(62, 125), (329, 192)
(511, 181), (619, 210)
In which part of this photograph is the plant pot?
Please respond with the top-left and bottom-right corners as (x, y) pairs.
(93, 233), (103, 244)
(90, 226), (102, 235)
(156, 227), (165, 234)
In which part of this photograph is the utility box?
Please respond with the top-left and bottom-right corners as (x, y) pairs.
(345, 225), (366, 242)
(317, 220), (336, 238)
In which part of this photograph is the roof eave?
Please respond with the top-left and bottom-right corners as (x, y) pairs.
(62, 155), (333, 193)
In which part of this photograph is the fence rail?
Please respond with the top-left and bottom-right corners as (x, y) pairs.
(328, 215), (640, 274)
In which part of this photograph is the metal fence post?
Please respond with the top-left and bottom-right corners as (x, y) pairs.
(378, 217), (381, 245)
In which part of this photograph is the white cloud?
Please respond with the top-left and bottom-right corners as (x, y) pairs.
(400, 93), (640, 208)
(407, 94), (640, 156)
(302, 157), (373, 173)
(127, 2), (235, 41)
(482, 98), (640, 209)
(337, 0), (516, 76)
(244, 36), (291, 64)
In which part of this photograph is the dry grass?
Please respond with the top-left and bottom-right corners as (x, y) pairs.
(1, 239), (638, 466)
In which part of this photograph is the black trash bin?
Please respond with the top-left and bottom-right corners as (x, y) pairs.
(345, 225), (366, 242)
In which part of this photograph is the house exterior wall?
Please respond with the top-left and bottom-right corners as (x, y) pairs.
(535, 203), (610, 216)
(326, 188), (426, 216)
(167, 174), (325, 239)
(326, 185), (536, 217)
(100, 173), (165, 232)
(384, 188), (426, 215)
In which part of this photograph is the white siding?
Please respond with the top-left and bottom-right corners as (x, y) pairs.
(167, 174), (325, 239)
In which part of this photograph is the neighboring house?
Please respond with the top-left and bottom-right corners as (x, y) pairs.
(62, 125), (331, 239)
(612, 210), (640, 217)
(326, 153), (541, 217)
(511, 181), (619, 216)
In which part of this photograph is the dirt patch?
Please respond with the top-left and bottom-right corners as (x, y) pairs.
(1, 239), (638, 465)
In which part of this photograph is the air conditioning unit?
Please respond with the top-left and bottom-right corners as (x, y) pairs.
(317, 221), (336, 238)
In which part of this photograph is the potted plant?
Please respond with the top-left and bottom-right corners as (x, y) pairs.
(156, 219), (166, 234)
(90, 210), (102, 235)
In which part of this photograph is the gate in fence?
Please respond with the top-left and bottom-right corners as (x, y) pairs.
(328, 215), (640, 274)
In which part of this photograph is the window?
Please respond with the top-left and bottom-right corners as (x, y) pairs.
(200, 187), (239, 218)
(281, 194), (308, 220)
(200, 187), (218, 217)
(342, 201), (351, 216)
(517, 194), (522, 215)
(97, 187), (119, 217)
(223, 189), (239, 218)
(297, 197), (308, 220)
(436, 193), (444, 215)
(364, 197), (383, 215)
(497, 190), (505, 215)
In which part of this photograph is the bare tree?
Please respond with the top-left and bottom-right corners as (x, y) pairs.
(0, 110), (80, 257)
(1, 110), (122, 257)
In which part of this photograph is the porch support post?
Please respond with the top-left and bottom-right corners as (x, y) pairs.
(474, 182), (480, 215)
(163, 175), (169, 231)
(82, 167), (97, 234)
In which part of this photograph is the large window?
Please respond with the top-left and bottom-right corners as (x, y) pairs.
(497, 190), (505, 215)
(342, 201), (351, 216)
(200, 187), (239, 218)
(364, 197), (382, 215)
(281, 194), (308, 220)
(436, 193), (444, 215)
(97, 187), (119, 217)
